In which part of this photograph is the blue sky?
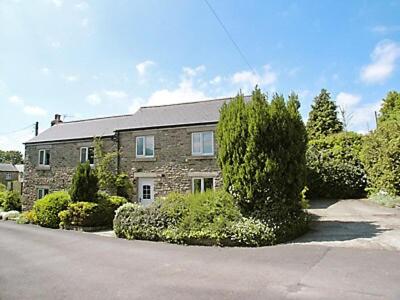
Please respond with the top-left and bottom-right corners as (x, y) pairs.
(1, 0), (400, 152)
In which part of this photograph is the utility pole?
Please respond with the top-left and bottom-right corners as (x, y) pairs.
(374, 111), (378, 129)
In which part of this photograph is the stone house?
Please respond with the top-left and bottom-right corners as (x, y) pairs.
(22, 98), (241, 210)
(0, 163), (19, 190)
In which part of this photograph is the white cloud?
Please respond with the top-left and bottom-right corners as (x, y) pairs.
(232, 64), (277, 89)
(81, 18), (89, 27)
(8, 95), (23, 105)
(86, 94), (102, 106)
(104, 90), (128, 99)
(41, 67), (51, 75)
(51, 0), (63, 7)
(50, 41), (61, 49)
(210, 75), (222, 85)
(63, 75), (79, 82)
(75, 2), (89, 10)
(335, 92), (361, 109)
(182, 65), (206, 77)
(136, 60), (155, 76)
(128, 98), (143, 113)
(146, 66), (208, 106)
(371, 25), (400, 34)
(23, 105), (47, 116)
(360, 40), (400, 84)
(351, 101), (382, 133)
(0, 128), (35, 152)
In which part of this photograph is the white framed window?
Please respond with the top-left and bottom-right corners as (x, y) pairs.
(5, 173), (12, 180)
(192, 131), (214, 156)
(80, 147), (95, 165)
(38, 149), (50, 166)
(136, 136), (154, 157)
(37, 188), (49, 199)
(192, 177), (215, 193)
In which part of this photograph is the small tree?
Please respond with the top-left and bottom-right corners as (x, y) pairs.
(306, 89), (343, 139)
(69, 161), (99, 202)
(217, 87), (307, 222)
(378, 91), (400, 124)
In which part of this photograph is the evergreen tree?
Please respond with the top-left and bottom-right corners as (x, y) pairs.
(378, 91), (400, 124)
(217, 87), (307, 222)
(306, 89), (343, 139)
(69, 161), (99, 202)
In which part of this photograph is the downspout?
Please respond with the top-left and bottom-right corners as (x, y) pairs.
(116, 131), (121, 174)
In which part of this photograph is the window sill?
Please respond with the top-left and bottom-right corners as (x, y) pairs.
(36, 165), (51, 171)
(134, 157), (157, 162)
(187, 156), (216, 161)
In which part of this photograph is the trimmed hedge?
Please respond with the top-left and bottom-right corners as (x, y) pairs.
(114, 190), (309, 247)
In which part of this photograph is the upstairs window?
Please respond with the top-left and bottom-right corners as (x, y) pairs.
(136, 136), (154, 157)
(192, 178), (215, 193)
(38, 149), (50, 166)
(192, 131), (214, 156)
(80, 147), (95, 165)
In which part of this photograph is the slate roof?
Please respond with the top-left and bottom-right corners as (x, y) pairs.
(25, 96), (246, 144)
(0, 163), (18, 172)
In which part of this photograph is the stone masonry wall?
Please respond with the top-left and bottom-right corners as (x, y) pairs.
(22, 137), (115, 210)
(118, 124), (221, 201)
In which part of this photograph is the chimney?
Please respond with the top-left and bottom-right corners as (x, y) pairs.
(35, 122), (39, 136)
(51, 114), (63, 126)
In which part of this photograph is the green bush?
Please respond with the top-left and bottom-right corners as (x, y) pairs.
(69, 162), (99, 202)
(307, 132), (367, 199)
(1, 191), (22, 211)
(114, 190), (307, 246)
(217, 88), (307, 223)
(33, 191), (71, 228)
(16, 210), (37, 224)
(361, 121), (400, 196)
(115, 173), (133, 200)
(59, 193), (127, 229)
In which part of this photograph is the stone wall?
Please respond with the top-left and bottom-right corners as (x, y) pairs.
(118, 124), (221, 201)
(23, 124), (222, 209)
(22, 137), (115, 210)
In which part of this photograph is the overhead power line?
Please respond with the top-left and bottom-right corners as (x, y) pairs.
(203, 0), (258, 76)
(0, 123), (35, 135)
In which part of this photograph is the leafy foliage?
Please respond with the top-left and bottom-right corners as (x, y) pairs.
(307, 132), (367, 199)
(378, 91), (400, 124)
(306, 89), (343, 139)
(368, 191), (400, 208)
(94, 137), (118, 193)
(114, 190), (309, 246)
(33, 191), (71, 228)
(0, 191), (22, 211)
(115, 173), (133, 199)
(69, 161), (99, 203)
(361, 121), (400, 196)
(0, 150), (23, 164)
(216, 87), (307, 223)
(16, 210), (37, 224)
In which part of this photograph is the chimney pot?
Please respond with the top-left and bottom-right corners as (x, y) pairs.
(51, 114), (63, 126)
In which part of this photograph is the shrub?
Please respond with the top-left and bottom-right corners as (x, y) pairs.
(59, 193), (127, 229)
(17, 210), (37, 224)
(306, 132), (367, 199)
(33, 191), (70, 228)
(114, 190), (305, 246)
(1, 191), (22, 211)
(217, 88), (307, 223)
(361, 121), (400, 196)
(115, 173), (133, 200)
(368, 192), (400, 208)
(69, 161), (99, 202)
(113, 203), (165, 240)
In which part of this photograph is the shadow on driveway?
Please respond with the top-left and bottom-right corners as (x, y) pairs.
(294, 218), (389, 243)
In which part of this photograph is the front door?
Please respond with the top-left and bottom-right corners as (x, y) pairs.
(138, 178), (154, 206)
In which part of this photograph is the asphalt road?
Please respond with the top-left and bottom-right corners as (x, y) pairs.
(0, 221), (399, 300)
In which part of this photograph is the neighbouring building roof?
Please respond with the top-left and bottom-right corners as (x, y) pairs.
(15, 164), (24, 173)
(26, 96), (247, 144)
(0, 163), (18, 172)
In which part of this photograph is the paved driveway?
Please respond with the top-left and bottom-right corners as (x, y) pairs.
(294, 199), (400, 250)
(1, 207), (400, 300)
